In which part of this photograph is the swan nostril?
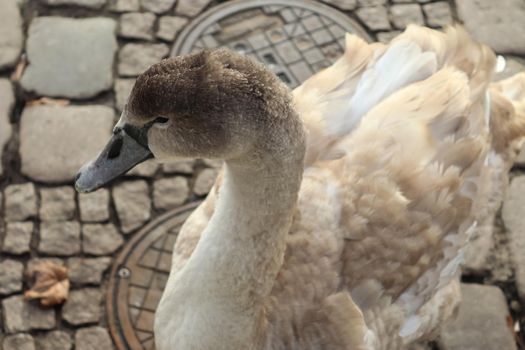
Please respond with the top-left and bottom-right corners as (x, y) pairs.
(74, 172), (81, 182)
(108, 136), (123, 159)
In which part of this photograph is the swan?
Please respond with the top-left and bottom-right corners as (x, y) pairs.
(75, 25), (525, 349)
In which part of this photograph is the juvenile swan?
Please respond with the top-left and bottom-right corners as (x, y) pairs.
(76, 25), (525, 349)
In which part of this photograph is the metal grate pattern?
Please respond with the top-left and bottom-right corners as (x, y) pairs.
(173, 0), (371, 88)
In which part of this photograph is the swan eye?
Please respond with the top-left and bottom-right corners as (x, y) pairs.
(155, 117), (169, 124)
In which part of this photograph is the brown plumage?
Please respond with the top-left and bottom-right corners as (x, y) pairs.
(115, 26), (525, 349)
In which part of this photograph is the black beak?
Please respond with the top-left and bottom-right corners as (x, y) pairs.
(75, 124), (153, 193)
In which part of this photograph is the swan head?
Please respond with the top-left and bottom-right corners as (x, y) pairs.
(75, 48), (296, 193)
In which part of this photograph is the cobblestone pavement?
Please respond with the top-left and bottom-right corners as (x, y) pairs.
(1, 0), (525, 349)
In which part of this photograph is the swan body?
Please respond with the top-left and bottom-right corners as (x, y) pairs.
(74, 25), (525, 349)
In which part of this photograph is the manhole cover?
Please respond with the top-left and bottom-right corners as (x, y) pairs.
(107, 202), (199, 350)
(172, 0), (371, 88)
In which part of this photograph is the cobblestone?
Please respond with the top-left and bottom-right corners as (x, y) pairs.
(438, 284), (516, 350)
(0, 260), (24, 295)
(357, 0), (386, 6)
(163, 160), (194, 174)
(153, 177), (189, 210)
(118, 43), (170, 76)
(175, 0), (213, 17)
(141, 0), (176, 14)
(62, 288), (102, 325)
(20, 105), (114, 183)
(422, 2), (452, 27)
(39, 221), (81, 256)
(2, 295), (56, 333)
(502, 175), (525, 302)
(0, 79), (14, 176)
(4, 183), (37, 222)
(119, 12), (156, 40)
(79, 189), (110, 222)
(35, 331), (73, 350)
(193, 168), (218, 196)
(39, 187), (76, 221)
(110, 0), (139, 12)
(75, 327), (113, 350)
(3, 222), (33, 255)
(113, 180), (151, 233)
(114, 78), (135, 112)
(356, 6), (391, 31)
(82, 223), (124, 255)
(377, 30), (402, 43)
(21, 17), (117, 98)
(3, 333), (35, 350)
(457, 0), (525, 55)
(157, 16), (188, 41)
(321, 0), (357, 10)
(389, 3), (424, 29)
(42, 0), (106, 8)
(0, 0), (23, 69)
(68, 257), (112, 285)
(127, 159), (159, 177)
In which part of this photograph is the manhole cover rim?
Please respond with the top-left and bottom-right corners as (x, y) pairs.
(172, 0), (372, 56)
(107, 201), (201, 350)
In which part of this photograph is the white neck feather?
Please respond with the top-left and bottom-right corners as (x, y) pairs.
(155, 125), (305, 350)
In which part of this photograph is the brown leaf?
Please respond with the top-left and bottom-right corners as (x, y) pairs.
(26, 97), (70, 107)
(24, 261), (70, 307)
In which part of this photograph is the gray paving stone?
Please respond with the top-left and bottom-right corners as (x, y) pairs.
(41, 0), (106, 8)
(21, 17), (117, 98)
(157, 16), (188, 41)
(3, 222), (33, 255)
(2, 295), (56, 333)
(114, 78), (135, 112)
(0, 260), (24, 295)
(0, 0), (23, 69)
(356, 6), (391, 31)
(175, 0), (212, 17)
(3, 333), (35, 350)
(4, 183), (37, 222)
(67, 257), (112, 285)
(321, 0), (357, 10)
(82, 223), (124, 255)
(357, 0), (386, 5)
(79, 189), (110, 222)
(377, 30), (402, 43)
(39, 221), (81, 256)
(118, 43), (170, 76)
(457, 0), (525, 55)
(35, 331), (72, 350)
(39, 186), (76, 221)
(163, 160), (194, 174)
(126, 159), (159, 177)
(502, 175), (525, 302)
(27, 257), (64, 272)
(113, 180), (151, 233)
(193, 168), (218, 196)
(110, 0), (139, 12)
(0, 80), (14, 176)
(20, 105), (114, 183)
(75, 327), (113, 350)
(389, 4), (424, 29)
(141, 0), (176, 13)
(422, 2), (452, 27)
(119, 12), (156, 40)
(153, 177), (189, 210)
(438, 284), (516, 350)
(62, 288), (102, 326)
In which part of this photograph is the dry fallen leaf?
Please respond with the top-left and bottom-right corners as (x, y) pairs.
(24, 260), (70, 307)
(10, 54), (27, 82)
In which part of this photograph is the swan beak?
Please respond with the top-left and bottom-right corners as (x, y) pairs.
(75, 125), (153, 193)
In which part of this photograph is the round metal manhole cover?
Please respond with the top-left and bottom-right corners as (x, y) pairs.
(107, 203), (199, 350)
(172, 0), (371, 88)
